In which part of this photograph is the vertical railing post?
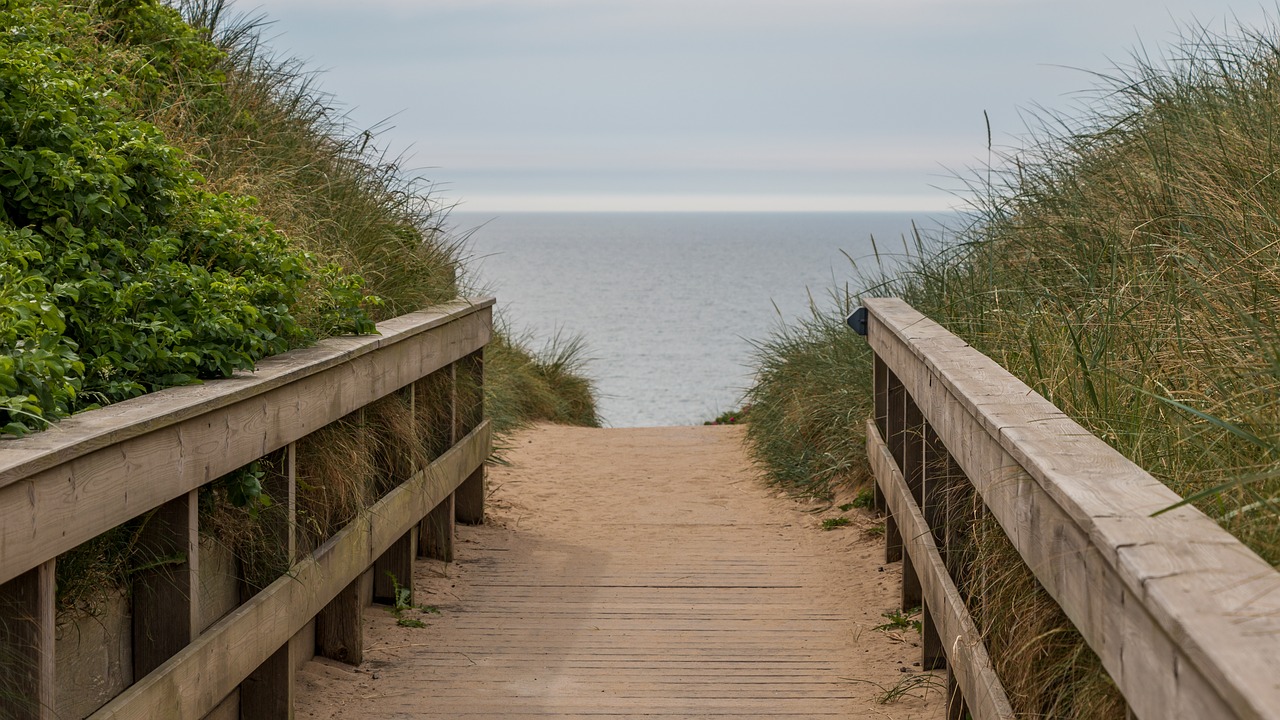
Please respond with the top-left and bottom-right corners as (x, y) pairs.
(263, 445), (297, 566)
(240, 644), (292, 718)
(286, 443), (297, 561)
(450, 361), (459, 442)
(316, 577), (364, 666)
(883, 368), (905, 564)
(901, 394), (924, 613)
(0, 560), (55, 719)
(921, 424), (949, 555)
(455, 467), (486, 526)
(132, 490), (199, 679)
(421, 494), (456, 562)
(313, 414), (365, 667)
(946, 668), (970, 720)
(373, 528), (419, 606)
(242, 445), (299, 718)
(374, 385), (421, 606)
(872, 354), (889, 515)
(455, 351), (486, 525)
(418, 367), (457, 562)
(919, 421), (949, 671)
(943, 457), (974, 583)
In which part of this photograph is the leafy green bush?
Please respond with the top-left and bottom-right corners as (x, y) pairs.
(0, 1), (372, 436)
(3, 0), (599, 617)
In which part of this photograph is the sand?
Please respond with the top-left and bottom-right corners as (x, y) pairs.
(295, 424), (944, 719)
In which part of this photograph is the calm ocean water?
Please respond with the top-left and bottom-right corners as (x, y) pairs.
(452, 211), (941, 427)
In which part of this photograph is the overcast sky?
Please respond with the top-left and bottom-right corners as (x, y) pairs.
(244, 0), (1271, 212)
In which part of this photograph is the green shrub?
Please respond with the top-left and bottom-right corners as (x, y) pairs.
(2, 0), (598, 616)
(94, 0), (229, 113)
(0, 1), (372, 435)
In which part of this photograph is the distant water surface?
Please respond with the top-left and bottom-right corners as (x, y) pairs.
(453, 211), (945, 427)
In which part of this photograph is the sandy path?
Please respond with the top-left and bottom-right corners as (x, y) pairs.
(295, 424), (944, 718)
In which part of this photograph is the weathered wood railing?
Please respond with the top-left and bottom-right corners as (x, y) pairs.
(858, 298), (1280, 720)
(0, 297), (494, 719)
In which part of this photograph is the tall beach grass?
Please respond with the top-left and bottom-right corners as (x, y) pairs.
(32, 0), (596, 617)
(747, 16), (1280, 718)
(167, 0), (600, 434)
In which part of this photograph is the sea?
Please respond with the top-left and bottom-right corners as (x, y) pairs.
(452, 211), (945, 427)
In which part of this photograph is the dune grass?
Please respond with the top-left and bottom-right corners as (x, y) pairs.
(159, 0), (461, 327)
(24, 0), (597, 616)
(166, 1), (599, 436)
(485, 325), (600, 432)
(747, 16), (1280, 718)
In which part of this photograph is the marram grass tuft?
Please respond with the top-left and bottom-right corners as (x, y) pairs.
(747, 15), (1280, 719)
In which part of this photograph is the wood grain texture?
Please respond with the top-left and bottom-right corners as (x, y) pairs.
(201, 689), (238, 720)
(88, 421), (491, 720)
(296, 424), (942, 720)
(240, 643), (293, 719)
(131, 491), (198, 679)
(868, 420), (1014, 720)
(54, 590), (132, 718)
(455, 467), (485, 525)
(373, 528), (418, 606)
(0, 299), (494, 486)
(315, 578), (365, 667)
(419, 491), (455, 562)
(864, 297), (1280, 720)
(0, 561), (55, 720)
(0, 301), (492, 587)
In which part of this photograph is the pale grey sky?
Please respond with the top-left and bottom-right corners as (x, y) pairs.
(244, 0), (1270, 211)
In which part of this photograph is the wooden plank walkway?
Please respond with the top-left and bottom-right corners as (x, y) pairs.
(295, 425), (942, 719)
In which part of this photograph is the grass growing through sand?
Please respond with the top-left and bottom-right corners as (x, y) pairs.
(385, 574), (440, 628)
(876, 674), (944, 705)
(747, 15), (1280, 719)
(821, 517), (852, 531)
(873, 608), (921, 634)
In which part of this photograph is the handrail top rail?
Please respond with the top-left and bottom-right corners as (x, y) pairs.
(0, 296), (495, 489)
(864, 297), (1193, 518)
(862, 296), (1280, 719)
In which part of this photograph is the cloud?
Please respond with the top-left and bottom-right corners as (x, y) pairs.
(253, 0), (1021, 30)
(244, 0), (1277, 212)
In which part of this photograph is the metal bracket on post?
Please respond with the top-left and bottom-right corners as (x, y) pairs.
(847, 307), (868, 335)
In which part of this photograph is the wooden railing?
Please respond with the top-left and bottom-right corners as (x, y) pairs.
(0, 297), (494, 719)
(859, 298), (1280, 720)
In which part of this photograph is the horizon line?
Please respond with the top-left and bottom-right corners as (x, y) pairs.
(448, 193), (966, 214)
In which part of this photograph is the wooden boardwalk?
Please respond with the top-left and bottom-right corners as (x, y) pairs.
(295, 425), (940, 719)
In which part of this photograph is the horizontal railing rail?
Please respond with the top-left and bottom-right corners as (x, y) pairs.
(860, 297), (1280, 720)
(0, 297), (495, 719)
